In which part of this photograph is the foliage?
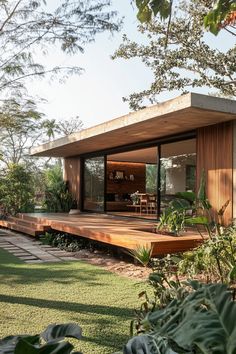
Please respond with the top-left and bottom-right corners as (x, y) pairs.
(122, 281), (236, 354)
(0, 164), (35, 215)
(0, 0), (120, 98)
(178, 225), (236, 284)
(157, 170), (228, 236)
(204, 0), (236, 35)
(129, 245), (153, 267)
(130, 191), (140, 204)
(157, 207), (186, 236)
(40, 232), (83, 252)
(114, 0), (236, 111)
(134, 0), (236, 35)
(44, 164), (73, 212)
(0, 323), (82, 354)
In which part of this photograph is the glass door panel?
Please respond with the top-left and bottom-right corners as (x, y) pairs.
(83, 156), (105, 212)
(106, 146), (158, 219)
(160, 139), (196, 213)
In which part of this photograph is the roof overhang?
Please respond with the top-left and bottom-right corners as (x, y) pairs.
(31, 93), (236, 158)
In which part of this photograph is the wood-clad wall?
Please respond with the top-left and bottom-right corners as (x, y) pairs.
(197, 122), (233, 225)
(64, 157), (81, 207)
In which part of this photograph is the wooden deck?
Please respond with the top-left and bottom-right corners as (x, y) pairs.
(0, 212), (206, 256)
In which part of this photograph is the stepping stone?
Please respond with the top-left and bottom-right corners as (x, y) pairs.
(12, 252), (30, 256)
(18, 255), (39, 260)
(2, 246), (20, 251)
(25, 260), (44, 264)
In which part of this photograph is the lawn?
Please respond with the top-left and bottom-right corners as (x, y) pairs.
(0, 247), (144, 354)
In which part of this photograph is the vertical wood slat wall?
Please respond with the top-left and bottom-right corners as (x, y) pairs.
(64, 157), (81, 206)
(197, 121), (233, 225)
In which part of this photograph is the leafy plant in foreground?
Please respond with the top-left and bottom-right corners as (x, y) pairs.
(0, 323), (82, 354)
(121, 281), (236, 354)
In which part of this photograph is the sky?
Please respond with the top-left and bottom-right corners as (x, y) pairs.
(27, 0), (234, 129)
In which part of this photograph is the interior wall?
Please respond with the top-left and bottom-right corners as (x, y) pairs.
(197, 121), (233, 225)
(64, 157), (81, 207)
(107, 161), (146, 195)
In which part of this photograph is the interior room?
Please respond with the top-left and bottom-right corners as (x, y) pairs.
(82, 138), (196, 219)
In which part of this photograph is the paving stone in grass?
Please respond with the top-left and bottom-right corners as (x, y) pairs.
(2, 246), (21, 250)
(18, 255), (39, 260)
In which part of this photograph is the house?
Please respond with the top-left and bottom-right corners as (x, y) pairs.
(31, 93), (236, 226)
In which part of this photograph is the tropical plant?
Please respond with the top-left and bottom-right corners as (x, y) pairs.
(0, 164), (35, 215)
(129, 244), (153, 267)
(157, 208), (186, 236)
(178, 225), (236, 284)
(121, 281), (236, 354)
(0, 323), (82, 354)
(44, 164), (73, 212)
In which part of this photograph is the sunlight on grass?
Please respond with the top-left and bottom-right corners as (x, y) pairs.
(0, 247), (143, 354)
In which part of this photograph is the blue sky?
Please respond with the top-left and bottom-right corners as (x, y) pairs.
(27, 1), (234, 129)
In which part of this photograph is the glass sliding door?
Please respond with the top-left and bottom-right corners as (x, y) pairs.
(83, 156), (105, 212)
(160, 138), (196, 212)
(106, 146), (158, 219)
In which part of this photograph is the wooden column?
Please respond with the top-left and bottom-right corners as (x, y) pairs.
(197, 121), (233, 225)
(64, 157), (81, 208)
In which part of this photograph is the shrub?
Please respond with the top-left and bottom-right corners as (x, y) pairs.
(121, 282), (236, 354)
(178, 225), (236, 284)
(0, 164), (35, 215)
(129, 245), (153, 267)
(44, 164), (73, 212)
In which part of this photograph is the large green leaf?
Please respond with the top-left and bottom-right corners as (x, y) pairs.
(0, 335), (40, 354)
(175, 192), (196, 203)
(169, 198), (191, 211)
(41, 323), (82, 342)
(15, 338), (73, 354)
(184, 216), (209, 225)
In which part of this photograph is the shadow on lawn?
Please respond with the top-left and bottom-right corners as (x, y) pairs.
(0, 261), (115, 286)
(0, 293), (133, 319)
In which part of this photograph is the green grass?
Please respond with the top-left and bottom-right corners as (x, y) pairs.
(0, 247), (144, 354)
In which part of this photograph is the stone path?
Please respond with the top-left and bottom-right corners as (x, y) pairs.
(0, 229), (76, 263)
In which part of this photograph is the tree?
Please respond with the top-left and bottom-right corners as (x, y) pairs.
(0, 0), (120, 97)
(133, 0), (236, 35)
(0, 98), (83, 167)
(42, 116), (83, 140)
(0, 164), (35, 215)
(113, 0), (236, 110)
(0, 98), (43, 167)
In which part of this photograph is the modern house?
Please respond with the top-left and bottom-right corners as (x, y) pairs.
(1, 92), (236, 256)
(31, 93), (236, 225)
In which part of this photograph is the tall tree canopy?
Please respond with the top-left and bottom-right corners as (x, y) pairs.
(114, 0), (236, 110)
(134, 0), (236, 35)
(0, 0), (120, 97)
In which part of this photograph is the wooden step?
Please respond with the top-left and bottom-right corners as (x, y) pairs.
(0, 220), (45, 237)
(17, 213), (51, 225)
(7, 216), (50, 231)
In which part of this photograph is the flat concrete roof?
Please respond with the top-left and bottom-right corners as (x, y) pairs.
(31, 93), (236, 157)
